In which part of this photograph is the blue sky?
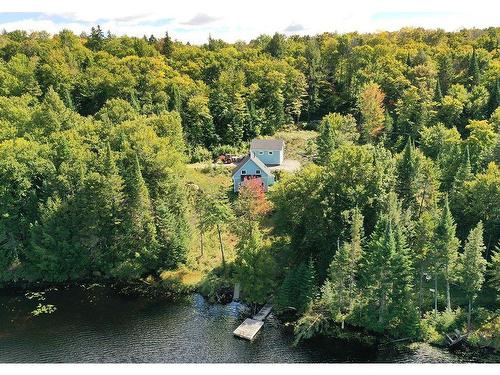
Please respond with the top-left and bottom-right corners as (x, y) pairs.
(0, 0), (497, 44)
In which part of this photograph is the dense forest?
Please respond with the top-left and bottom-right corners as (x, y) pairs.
(0, 26), (499, 348)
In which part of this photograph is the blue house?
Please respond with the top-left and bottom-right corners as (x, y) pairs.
(232, 138), (284, 192)
(250, 139), (285, 166)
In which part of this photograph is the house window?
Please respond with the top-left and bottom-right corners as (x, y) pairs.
(241, 170), (246, 175)
(259, 151), (264, 155)
(256, 169), (261, 174)
(268, 151), (273, 155)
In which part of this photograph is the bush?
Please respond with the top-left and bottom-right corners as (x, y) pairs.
(190, 146), (212, 163)
(420, 308), (466, 343)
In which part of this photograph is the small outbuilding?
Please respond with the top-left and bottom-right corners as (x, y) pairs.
(250, 139), (285, 166)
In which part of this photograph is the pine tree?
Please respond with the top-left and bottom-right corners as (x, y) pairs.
(316, 119), (335, 165)
(100, 143), (125, 270)
(468, 48), (480, 87)
(460, 222), (487, 331)
(396, 137), (418, 210)
(434, 78), (443, 103)
(450, 145), (473, 229)
(489, 245), (500, 295)
(488, 78), (500, 114)
(389, 224), (419, 337)
(432, 194), (460, 313)
(87, 25), (105, 51)
(324, 242), (351, 317)
(162, 31), (173, 58)
(116, 153), (158, 278)
(438, 54), (454, 94)
(359, 217), (396, 329)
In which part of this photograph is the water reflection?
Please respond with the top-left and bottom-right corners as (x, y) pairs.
(0, 286), (497, 363)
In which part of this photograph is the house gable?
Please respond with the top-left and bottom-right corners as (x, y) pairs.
(231, 156), (272, 178)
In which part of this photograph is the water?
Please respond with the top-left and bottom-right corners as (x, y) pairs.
(0, 285), (497, 363)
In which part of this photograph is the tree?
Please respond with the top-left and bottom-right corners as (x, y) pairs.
(87, 25), (105, 51)
(468, 48), (480, 87)
(322, 208), (364, 319)
(266, 33), (286, 58)
(161, 32), (173, 58)
(234, 223), (275, 310)
(432, 195), (460, 313)
(362, 220), (397, 327)
(434, 78), (443, 103)
(234, 178), (270, 224)
(305, 38), (322, 120)
(357, 82), (386, 143)
(316, 113), (358, 165)
(460, 222), (487, 331)
(489, 245), (500, 295)
(202, 193), (233, 269)
(396, 137), (417, 209)
(115, 153), (158, 279)
(389, 223), (419, 337)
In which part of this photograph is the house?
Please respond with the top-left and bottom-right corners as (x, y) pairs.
(232, 138), (284, 192)
(231, 154), (275, 192)
(250, 139), (285, 166)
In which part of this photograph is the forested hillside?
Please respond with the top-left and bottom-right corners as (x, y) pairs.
(0, 26), (499, 347)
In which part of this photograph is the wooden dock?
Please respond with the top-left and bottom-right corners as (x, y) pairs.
(233, 304), (273, 340)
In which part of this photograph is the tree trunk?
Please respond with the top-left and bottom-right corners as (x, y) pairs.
(446, 279), (451, 311)
(217, 224), (226, 269)
(434, 272), (438, 318)
(418, 265), (424, 315)
(467, 296), (472, 332)
(200, 232), (204, 257)
(379, 292), (385, 324)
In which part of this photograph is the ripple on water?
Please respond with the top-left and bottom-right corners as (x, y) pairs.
(0, 289), (497, 363)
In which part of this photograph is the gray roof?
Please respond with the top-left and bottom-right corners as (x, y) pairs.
(250, 138), (284, 150)
(231, 153), (273, 177)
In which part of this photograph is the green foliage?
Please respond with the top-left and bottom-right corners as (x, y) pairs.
(276, 258), (317, 315)
(316, 112), (359, 164)
(489, 246), (500, 295)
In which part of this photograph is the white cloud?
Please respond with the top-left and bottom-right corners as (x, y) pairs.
(0, 0), (498, 44)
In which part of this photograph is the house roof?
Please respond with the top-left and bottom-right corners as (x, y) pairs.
(250, 138), (284, 150)
(231, 153), (273, 177)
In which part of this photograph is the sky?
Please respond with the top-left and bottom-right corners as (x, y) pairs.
(0, 0), (498, 44)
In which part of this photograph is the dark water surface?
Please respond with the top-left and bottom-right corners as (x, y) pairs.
(0, 286), (497, 363)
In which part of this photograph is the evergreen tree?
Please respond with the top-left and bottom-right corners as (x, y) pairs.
(437, 54), (454, 94)
(234, 223), (275, 309)
(161, 31), (173, 58)
(359, 218), (396, 328)
(489, 245), (500, 295)
(389, 224), (419, 337)
(450, 145), (473, 236)
(115, 153), (158, 278)
(434, 78), (443, 103)
(98, 143), (125, 270)
(468, 48), (480, 87)
(460, 221), (487, 330)
(305, 38), (322, 120)
(487, 78), (500, 114)
(87, 25), (105, 51)
(266, 33), (286, 58)
(396, 137), (418, 209)
(432, 194), (460, 313)
(316, 119), (335, 165)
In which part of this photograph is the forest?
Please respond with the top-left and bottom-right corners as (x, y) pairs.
(0, 26), (499, 349)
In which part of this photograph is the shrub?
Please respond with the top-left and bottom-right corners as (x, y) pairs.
(190, 146), (212, 163)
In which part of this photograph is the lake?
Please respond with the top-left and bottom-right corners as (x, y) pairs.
(0, 285), (497, 363)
